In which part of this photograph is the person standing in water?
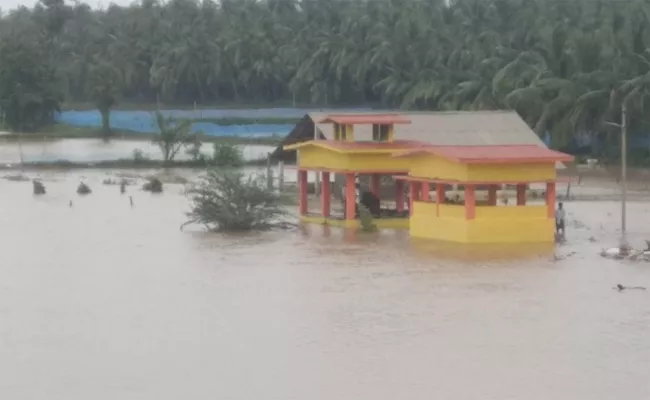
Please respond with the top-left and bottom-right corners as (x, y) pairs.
(555, 202), (566, 237)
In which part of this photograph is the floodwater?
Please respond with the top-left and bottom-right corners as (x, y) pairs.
(1, 170), (649, 400)
(0, 139), (275, 163)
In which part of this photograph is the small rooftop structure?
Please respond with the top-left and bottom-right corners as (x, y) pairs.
(318, 114), (412, 125)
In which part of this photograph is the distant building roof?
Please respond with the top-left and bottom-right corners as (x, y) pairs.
(308, 110), (543, 145)
(395, 145), (574, 164)
(318, 114), (411, 125)
(273, 110), (565, 168)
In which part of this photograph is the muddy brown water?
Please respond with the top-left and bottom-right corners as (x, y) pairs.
(1, 170), (649, 400)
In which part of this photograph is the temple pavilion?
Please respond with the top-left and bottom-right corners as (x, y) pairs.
(282, 113), (574, 244)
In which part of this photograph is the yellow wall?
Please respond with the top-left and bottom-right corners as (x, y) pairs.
(297, 146), (413, 172)
(410, 202), (468, 242)
(410, 201), (554, 243)
(409, 155), (468, 180)
(469, 205), (553, 243)
(467, 163), (556, 182)
(298, 146), (349, 170)
(409, 154), (556, 183)
(475, 205), (546, 219)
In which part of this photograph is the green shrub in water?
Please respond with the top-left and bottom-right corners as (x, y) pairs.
(132, 148), (148, 163)
(186, 141), (206, 162)
(358, 204), (377, 232)
(213, 143), (244, 167)
(184, 169), (285, 232)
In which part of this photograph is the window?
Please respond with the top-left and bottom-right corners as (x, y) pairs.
(372, 124), (391, 141)
(334, 124), (346, 141)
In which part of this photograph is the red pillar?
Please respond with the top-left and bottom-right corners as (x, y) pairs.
(345, 173), (356, 220)
(546, 181), (556, 218)
(370, 174), (381, 197)
(487, 185), (497, 206)
(436, 183), (445, 216)
(420, 182), (430, 201)
(395, 179), (405, 212)
(465, 184), (476, 220)
(408, 181), (419, 217)
(298, 169), (308, 216)
(321, 171), (331, 218)
(516, 184), (526, 206)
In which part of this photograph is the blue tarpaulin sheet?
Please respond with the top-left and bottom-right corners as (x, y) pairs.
(55, 108), (372, 137)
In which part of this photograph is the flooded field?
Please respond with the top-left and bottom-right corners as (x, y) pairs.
(0, 139), (275, 163)
(1, 170), (649, 400)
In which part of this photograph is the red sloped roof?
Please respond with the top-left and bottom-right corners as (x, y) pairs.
(394, 145), (574, 164)
(318, 114), (411, 125)
(282, 139), (429, 152)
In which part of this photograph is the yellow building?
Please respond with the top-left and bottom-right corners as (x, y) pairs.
(284, 113), (574, 244)
(394, 145), (574, 244)
(283, 114), (415, 229)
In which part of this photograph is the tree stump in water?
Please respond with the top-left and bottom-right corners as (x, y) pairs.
(77, 182), (92, 195)
(142, 177), (163, 193)
(33, 180), (46, 195)
(360, 191), (381, 217)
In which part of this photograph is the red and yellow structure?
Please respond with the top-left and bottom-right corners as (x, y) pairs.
(394, 145), (573, 243)
(284, 114), (414, 229)
(284, 113), (574, 244)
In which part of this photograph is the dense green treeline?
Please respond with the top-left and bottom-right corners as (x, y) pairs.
(2, 0), (650, 151)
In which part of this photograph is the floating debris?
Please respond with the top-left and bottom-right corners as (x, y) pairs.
(142, 177), (163, 193)
(601, 247), (626, 259)
(614, 284), (647, 292)
(601, 244), (650, 262)
(32, 180), (46, 195)
(77, 182), (92, 195)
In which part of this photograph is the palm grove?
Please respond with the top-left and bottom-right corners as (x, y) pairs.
(2, 0), (650, 159)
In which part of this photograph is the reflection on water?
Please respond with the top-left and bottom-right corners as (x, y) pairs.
(0, 139), (274, 163)
(0, 170), (649, 400)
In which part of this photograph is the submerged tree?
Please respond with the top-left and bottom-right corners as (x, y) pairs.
(151, 111), (195, 164)
(212, 142), (244, 167)
(0, 35), (62, 131)
(86, 58), (122, 136)
(32, 179), (46, 195)
(183, 169), (285, 232)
